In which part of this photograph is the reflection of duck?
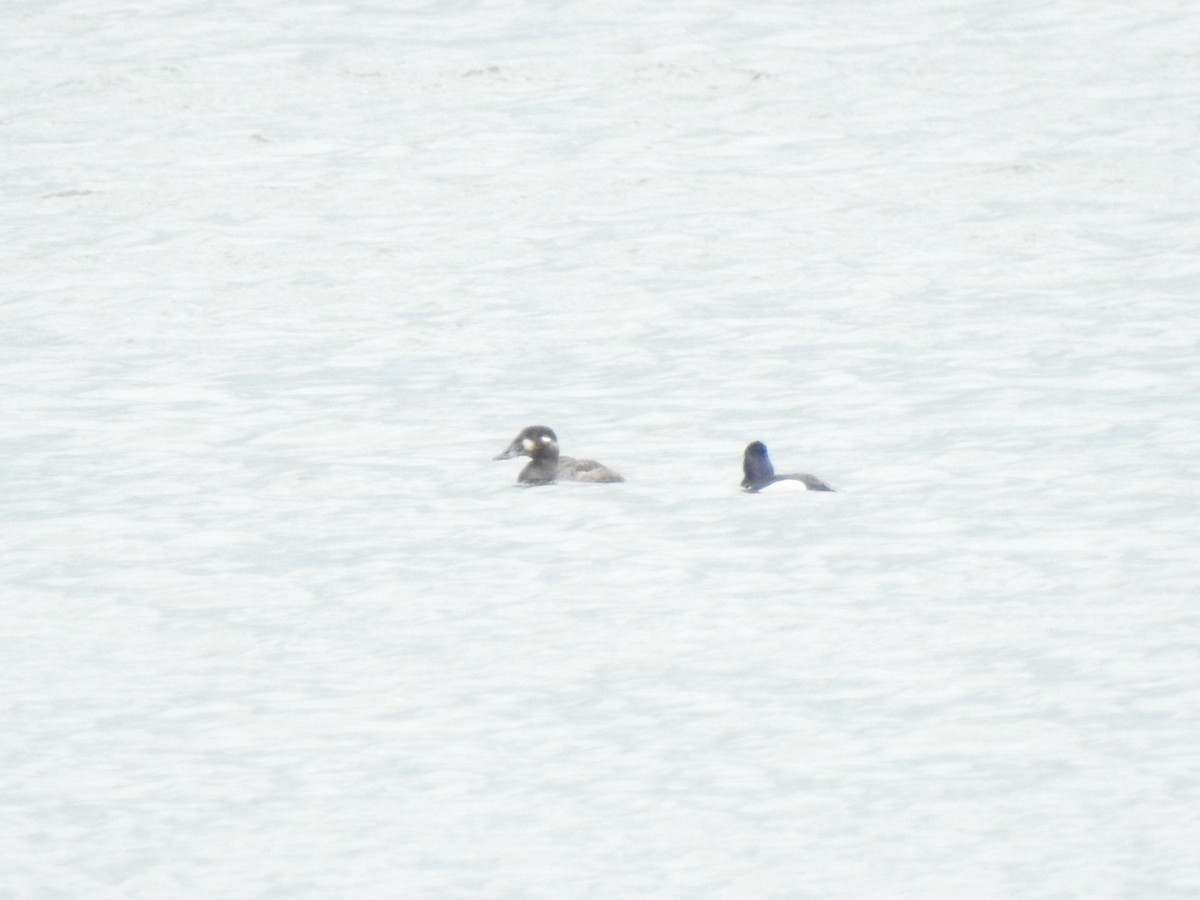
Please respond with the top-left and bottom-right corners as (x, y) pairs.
(741, 441), (834, 493)
(494, 426), (624, 485)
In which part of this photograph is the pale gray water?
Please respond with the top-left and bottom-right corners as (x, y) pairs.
(3, 0), (1199, 897)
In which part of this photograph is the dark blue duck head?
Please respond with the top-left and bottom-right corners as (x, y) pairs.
(741, 441), (775, 490)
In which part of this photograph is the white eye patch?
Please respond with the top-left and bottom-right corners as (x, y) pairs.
(522, 438), (535, 451)
(541, 435), (554, 443)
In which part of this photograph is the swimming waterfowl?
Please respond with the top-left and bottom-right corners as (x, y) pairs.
(494, 425), (624, 485)
(741, 440), (834, 492)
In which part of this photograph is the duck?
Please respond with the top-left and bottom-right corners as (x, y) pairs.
(741, 440), (834, 492)
(494, 425), (624, 485)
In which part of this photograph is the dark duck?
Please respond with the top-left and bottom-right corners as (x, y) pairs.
(495, 425), (624, 485)
(741, 440), (834, 493)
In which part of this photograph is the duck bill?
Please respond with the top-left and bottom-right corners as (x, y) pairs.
(494, 443), (521, 460)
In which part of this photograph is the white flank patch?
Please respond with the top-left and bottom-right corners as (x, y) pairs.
(762, 479), (811, 492)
